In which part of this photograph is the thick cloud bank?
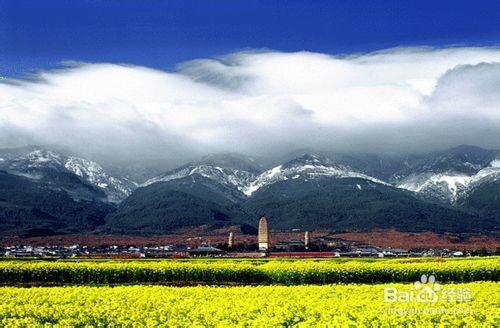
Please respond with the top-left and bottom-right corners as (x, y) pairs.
(1, 47), (500, 165)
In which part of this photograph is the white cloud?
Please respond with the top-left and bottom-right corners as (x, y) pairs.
(1, 47), (500, 165)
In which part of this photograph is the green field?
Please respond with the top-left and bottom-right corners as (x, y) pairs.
(0, 257), (498, 326)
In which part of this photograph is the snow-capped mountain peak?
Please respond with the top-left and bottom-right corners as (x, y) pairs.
(397, 158), (500, 203)
(467, 159), (500, 186)
(143, 163), (256, 194)
(144, 153), (389, 197)
(24, 150), (63, 166)
(0, 147), (137, 203)
(397, 172), (472, 202)
(141, 153), (262, 195)
(65, 157), (137, 203)
(242, 154), (388, 196)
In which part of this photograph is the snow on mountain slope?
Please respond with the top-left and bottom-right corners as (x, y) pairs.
(466, 159), (500, 190)
(5, 150), (65, 174)
(143, 164), (255, 194)
(0, 149), (136, 202)
(144, 153), (389, 198)
(141, 153), (262, 196)
(397, 158), (500, 203)
(397, 173), (471, 202)
(65, 157), (137, 203)
(243, 154), (388, 196)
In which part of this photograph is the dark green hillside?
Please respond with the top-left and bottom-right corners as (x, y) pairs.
(0, 171), (114, 235)
(105, 175), (248, 234)
(459, 180), (500, 226)
(243, 177), (486, 233)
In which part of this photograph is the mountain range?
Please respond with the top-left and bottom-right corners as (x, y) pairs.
(0, 145), (499, 236)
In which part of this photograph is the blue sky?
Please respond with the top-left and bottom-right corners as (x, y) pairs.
(1, 0), (500, 77)
(2, 1), (500, 162)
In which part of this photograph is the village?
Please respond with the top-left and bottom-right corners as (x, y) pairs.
(1, 217), (487, 259)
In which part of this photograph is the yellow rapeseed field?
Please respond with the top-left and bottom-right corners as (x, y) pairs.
(0, 282), (498, 327)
